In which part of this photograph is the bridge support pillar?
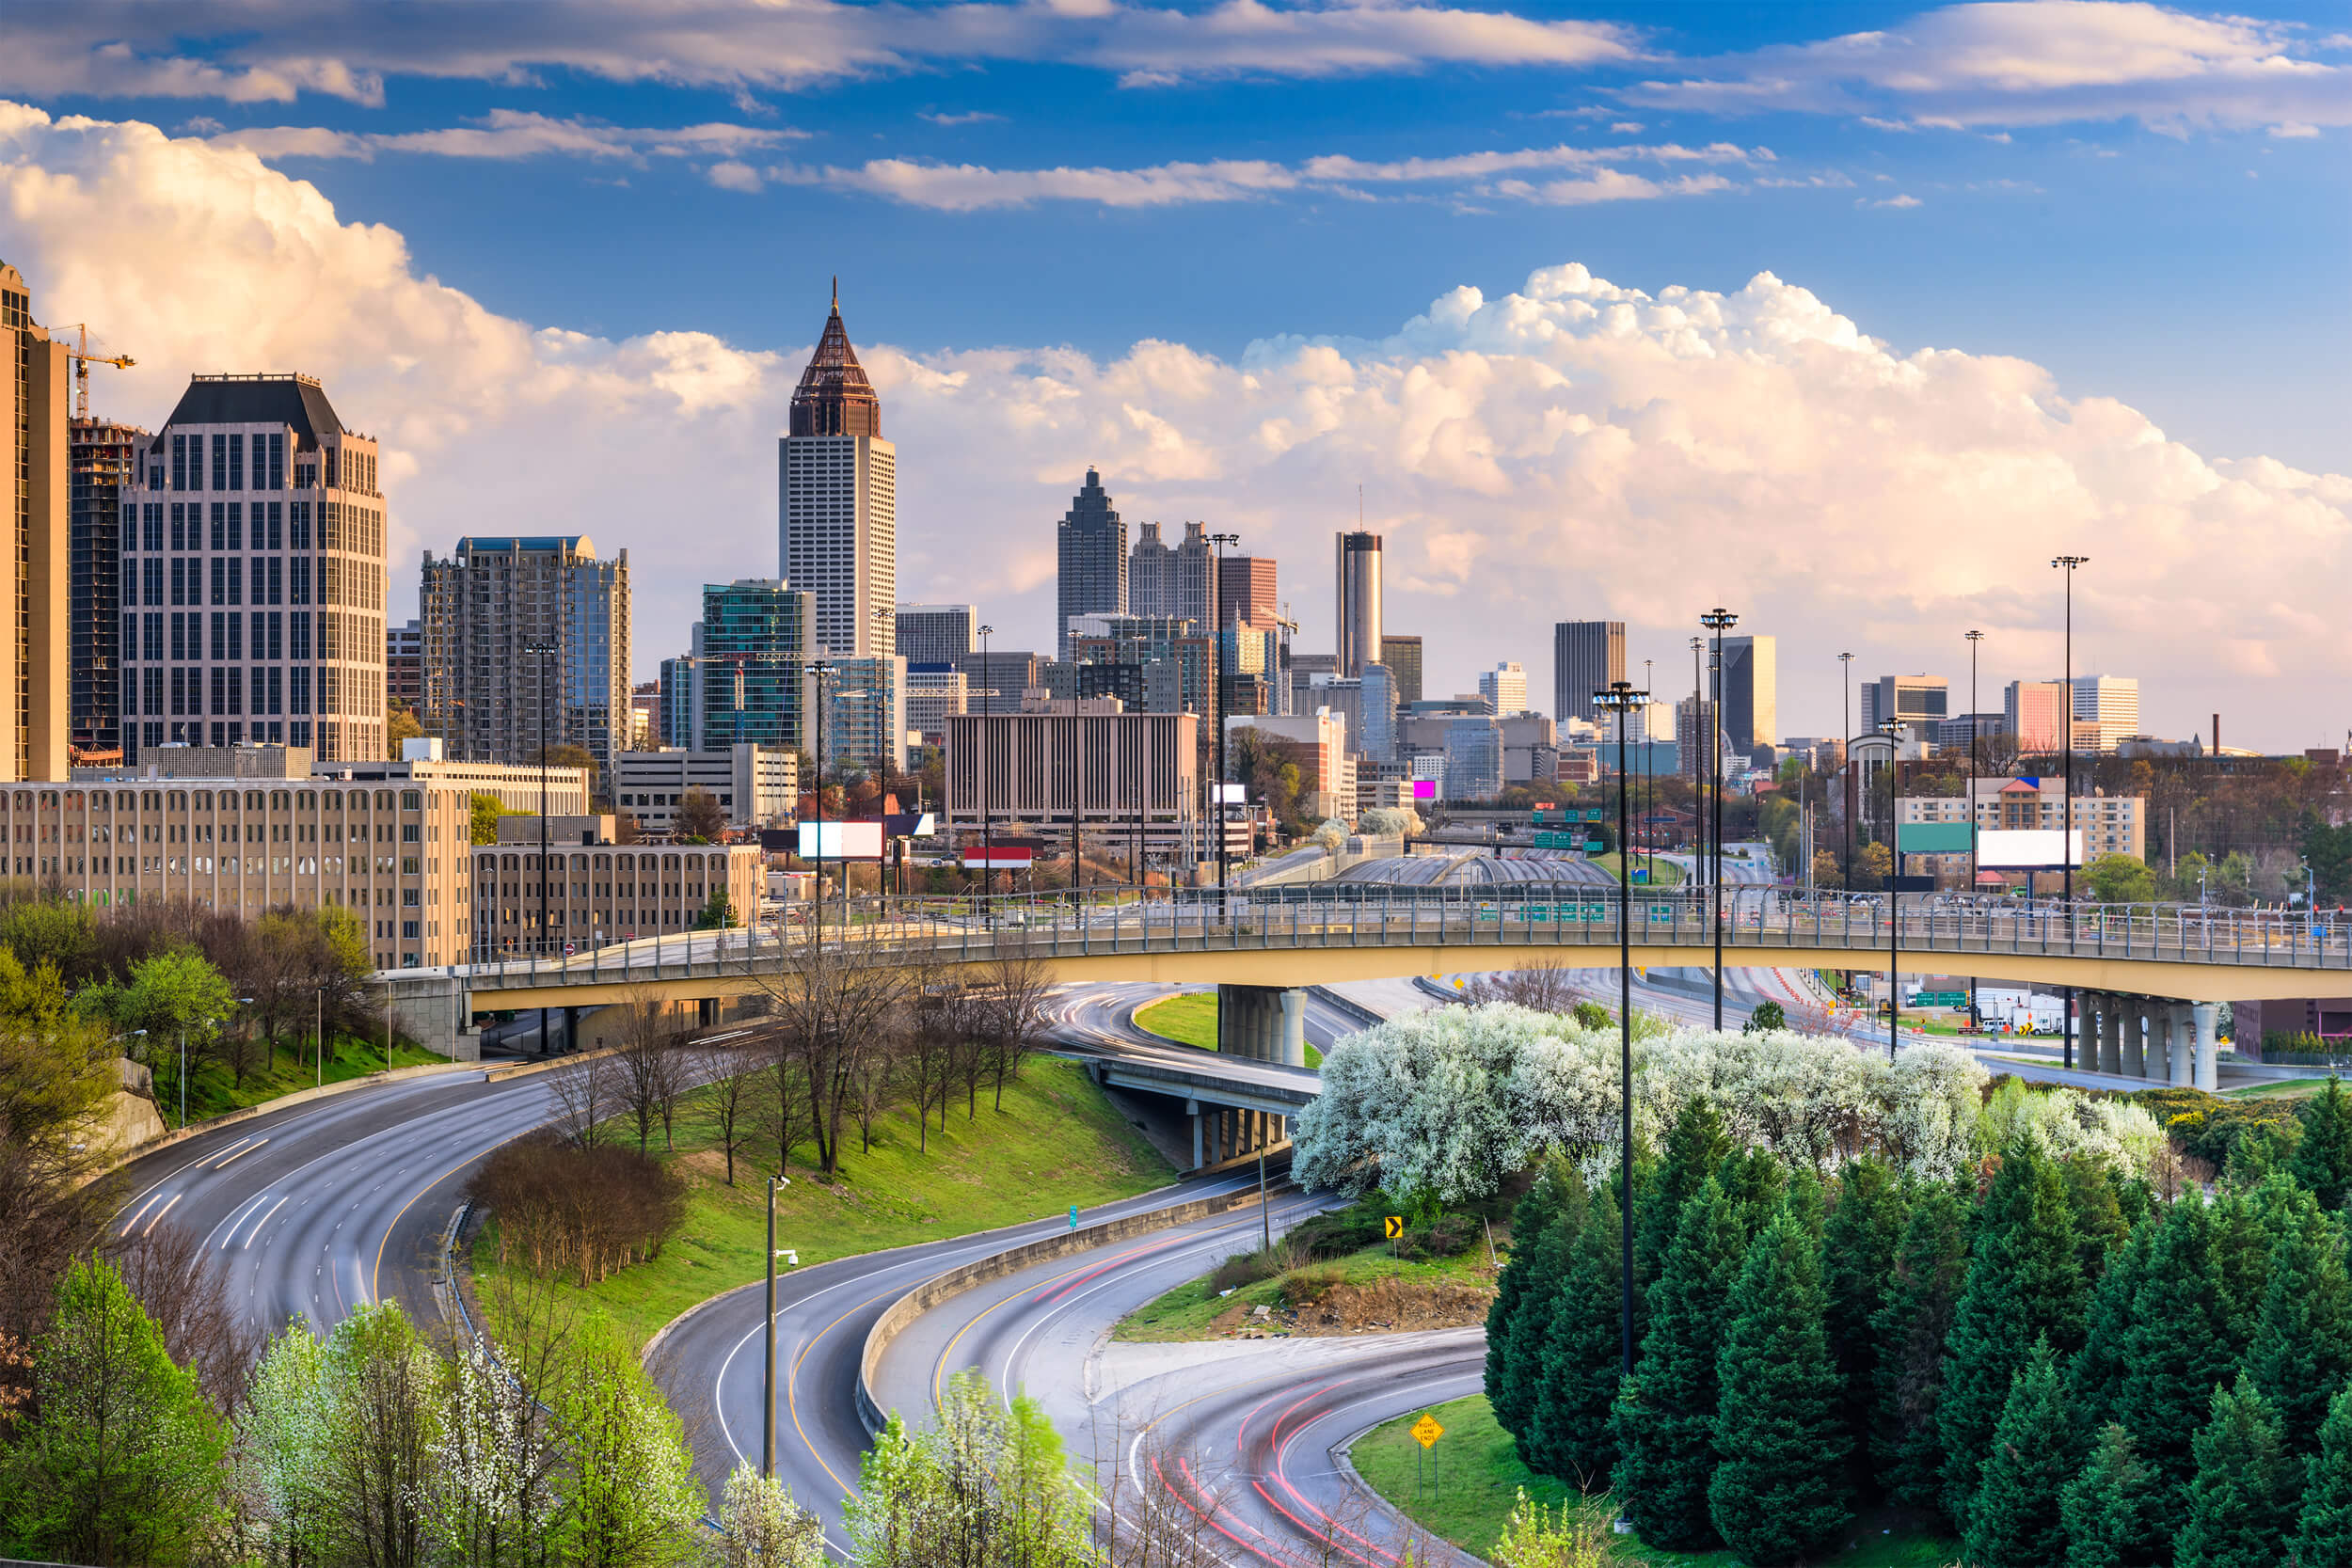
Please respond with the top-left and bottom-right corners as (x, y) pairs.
(2101, 997), (2124, 1077)
(2167, 1005), (2193, 1087)
(2122, 1001), (2146, 1079)
(1218, 984), (1310, 1065)
(2194, 1002), (2220, 1092)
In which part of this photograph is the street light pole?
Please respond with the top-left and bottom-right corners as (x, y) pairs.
(763, 1173), (780, 1478)
(523, 639), (558, 1058)
(1965, 629), (1984, 1025)
(1838, 651), (1854, 888)
(1881, 718), (1905, 1062)
(1594, 679), (1645, 1381)
(977, 625), (994, 900)
(1688, 637), (1703, 879)
(810, 660), (835, 933)
(1699, 609), (1738, 1029)
(2051, 555), (2088, 1069)
(1209, 531), (1241, 911)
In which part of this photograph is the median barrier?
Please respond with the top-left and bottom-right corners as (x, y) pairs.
(1306, 985), (1387, 1031)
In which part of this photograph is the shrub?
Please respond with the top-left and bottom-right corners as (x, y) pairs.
(467, 1132), (687, 1286)
(1394, 1212), (1481, 1261)
(1278, 1264), (1343, 1307)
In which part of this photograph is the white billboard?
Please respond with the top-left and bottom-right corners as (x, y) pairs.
(797, 820), (885, 861)
(1976, 829), (2084, 870)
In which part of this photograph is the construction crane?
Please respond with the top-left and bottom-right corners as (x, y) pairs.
(56, 325), (135, 420)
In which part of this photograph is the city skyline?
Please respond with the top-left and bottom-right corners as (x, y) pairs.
(1, 2), (2346, 751)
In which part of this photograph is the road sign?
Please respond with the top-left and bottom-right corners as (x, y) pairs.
(1384, 1215), (1404, 1240)
(1412, 1414), (1444, 1449)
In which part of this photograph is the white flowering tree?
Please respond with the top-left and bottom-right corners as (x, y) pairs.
(237, 1322), (333, 1562)
(1356, 806), (1424, 838)
(1979, 1076), (2165, 1173)
(412, 1334), (553, 1566)
(708, 1462), (826, 1568)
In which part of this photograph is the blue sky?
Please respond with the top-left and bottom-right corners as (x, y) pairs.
(3, 1), (2347, 743)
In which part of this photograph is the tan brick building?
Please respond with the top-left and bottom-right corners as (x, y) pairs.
(471, 815), (762, 958)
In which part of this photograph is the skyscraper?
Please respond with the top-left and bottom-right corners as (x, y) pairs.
(1055, 467), (1125, 659)
(1859, 673), (1947, 736)
(2072, 675), (2141, 752)
(1378, 634), (1422, 705)
(1132, 520), (1216, 627)
(895, 603), (975, 666)
(72, 416), (145, 758)
(121, 372), (386, 765)
(699, 578), (813, 752)
(1479, 661), (1529, 717)
(420, 535), (631, 783)
(0, 262), (70, 782)
(1720, 634), (1777, 752)
(1216, 554), (1278, 631)
(1334, 531), (1382, 676)
(1553, 621), (1625, 731)
(779, 282), (894, 657)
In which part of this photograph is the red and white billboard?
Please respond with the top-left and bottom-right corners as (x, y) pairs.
(797, 820), (885, 861)
(961, 847), (1035, 869)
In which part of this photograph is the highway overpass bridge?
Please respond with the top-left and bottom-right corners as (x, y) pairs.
(387, 885), (2352, 1096)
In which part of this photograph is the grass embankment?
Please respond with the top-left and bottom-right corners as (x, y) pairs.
(478, 1057), (1175, 1349)
(1352, 1394), (1956, 1566)
(1114, 1239), (1494, 1341)
(167, 1035), (445, 1125)
(1583, 855), (1683, 887)
(1134, 991), (1327, 1068)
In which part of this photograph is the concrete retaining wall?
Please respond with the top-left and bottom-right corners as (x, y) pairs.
(854, 1184), (1285, 1438)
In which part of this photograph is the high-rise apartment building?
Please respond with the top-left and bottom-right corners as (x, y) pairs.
(895, 603), (974, 667)
(2072, 675), (2141, 752)
(696, 578), (812, 753)
(779, 285), (894, 657)
(1055, 467), (1126, 660)
(1378, 634), (1422, 706)
(1334, 531), (1382, 676)
(1, 263), (71, 782)
(72, 417), (144, 759)
(1479, 661), (1529, 717)
(1553, 621), (1624, 732)
(386, 617), (421, 711)
(1131, 520), (1216, 628)
(658, 655), (698, 750)
(419, 535), (630, 784)
(1721, 635), (1777, 752)
(1216, 555), (1278, 631)
(809, 656), (907, 777)
(121, 373), (386, 766)
(1675, 696), (1723, 777)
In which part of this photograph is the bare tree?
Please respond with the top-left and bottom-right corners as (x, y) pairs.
(1467, 959), (1584, 1014)
(755, 1029), (809, 1179)
(1091, 1404), (1235, 1568)
(105, 1220), (262, 1416)
(612, 985), (683, 1154)
(548, 1051), (623, 1148)
(977, 954), (1056, 1111)
(751, 926), (915, 1177)
(698, 1039), (758, 1186)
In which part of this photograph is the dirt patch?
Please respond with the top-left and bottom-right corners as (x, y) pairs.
(1219, 1277), (1496, 1339)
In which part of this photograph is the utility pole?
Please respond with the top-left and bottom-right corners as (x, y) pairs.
(1700, 609), (1738, 1029)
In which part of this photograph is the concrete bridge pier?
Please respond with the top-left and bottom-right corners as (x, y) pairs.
(1217, 984), (1309, 1067)
(2122, 1000), (2147, 1078)
(2194, 1002), (2220, 1091)
(2164, 1004), (2191, 1087)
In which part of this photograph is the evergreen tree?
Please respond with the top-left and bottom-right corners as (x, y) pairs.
(1869, 1180), (1970, 1514)
(2294, 1076), (2352, 1210)
(1487, 1165), (1583, 1441)
(2292, 1383), (2352, 1568)
(1962, 1339), (2078, 1568)
(2208, 1182), (2277, 1351)
(2176, 1373), (2299, 1568)
(2062, 1154), (2130, 1283)
(2115, 1188), (2240, 1534)
(1635, 1098), (1729, 1291)
(1719, 1146), (1788, 1231)
(2069, 1219), (2156, 1434)
(1525, 1183), (1626, 1489)
(1610, 1171), (1755, 1550)
(2061, 1423), (2159, 1568)
(1940, 1145), (2088, 1530)
(1822, 1159), (1907, 1462)
(2246, 1202), (2352, 1456)
(1707, 1212), (1851, 1567)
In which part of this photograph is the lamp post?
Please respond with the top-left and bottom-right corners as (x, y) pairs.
(977, 625), (994, 899)
(2051, 554), (2088, 1069)
(1594, 679), (1646, 1380)
(810, 660), (835, 932)
(1965, 628), (1984, 1025)
(762, 1171), (789, 1477)
(1208, 531), (1241, 909)
(1689, 637), (1704, 877)
(1643, 657), (1654, 885)
(1699, 609), (1737, 1029)
(1880, 718), (1904, 1062)
(1838, 651), (1855, 889)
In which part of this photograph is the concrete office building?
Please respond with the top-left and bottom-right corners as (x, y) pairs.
(1289, 652), (1338, 717)
(1131, 521), (1216, 629)
(1552, 622), (1625, 733)
(0, 264), (70, 784)
(2073, 676), (2142, 752)
(1226, 711), (1355, 822)
(1378, 635), (1422, 706)
(613, 745), (797, 832)
(1334, 531), (1382, 676)
(1055, 468), (1126, 660)
(696, 578), (813, 754)
(1861, 673), (1947, 737)
(895, 603), (975, 667)
(386, 617), (421, 711)
(905, 663), (968, 748)
(420, 535), (631, 784)
(1934, 713), (2010, 752)
(1479, 661), (1529, 717)
(780, 285), (894, 658)
(1216, 554), (1278, 632)
(1720, 635), (1777, 752)
(122, 373), (388, 768)
(947, 710), (1202, 860)
(1675, 697), (1724, 777)
(473, 815), (762, 958)
(10, 772), (472, 969)
(334, 742), (592, 816)
(1502, 713), (1558, 784)
(73, 417), (145, 760)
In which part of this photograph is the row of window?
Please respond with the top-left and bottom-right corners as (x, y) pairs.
(166, 433), (286, 494)
(476, 852), (731, 871)
(5, 786), (425, 811)
(129, 499), (383, 557)
(11, 816), (413, 844)
(27, 854), (433, 879)
(135, 720), (326, 751)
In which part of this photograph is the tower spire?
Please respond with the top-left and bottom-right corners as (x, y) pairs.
(831, 275), (838, 312)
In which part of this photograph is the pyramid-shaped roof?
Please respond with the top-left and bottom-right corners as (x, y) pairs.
(789, 279), (881, 438)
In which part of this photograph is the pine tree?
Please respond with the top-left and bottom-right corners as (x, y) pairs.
(2291, 1383), (2352, 1568)
(1487, 1166), (1583, 1441)
(1707, 1211), (1851, 1566)
(1635, 1098), (1729, 1291)
(1610, 1171), (1755, 1550)
(2114, 1188), (2240, 1536)
(1822, 1158), (1908, 1461)
(2062, 1154), (2130, 1282)
(2245, 1201), (2352, 1456)
(2061, 1422), (2159, 1568)
(1525, 1183), (1626, 1489)
(1940, 1145), (2088, 1530)
(1869, 1180), (1969, 1514)
(2176, 1372), (2299, 1568)
(1962, 1338), (2078, 1568)
(2293, 1076), (2352, 1210)
(2208, 1181), (2276, 1351)
(2069, 1219), (2155, 1434)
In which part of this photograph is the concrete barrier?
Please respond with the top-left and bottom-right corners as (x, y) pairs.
(1307, 985), (1388, 1032)
(854, 1183), (1290, 1438)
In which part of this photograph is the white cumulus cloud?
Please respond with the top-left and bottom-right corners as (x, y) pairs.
(1, 102), (2344, 747)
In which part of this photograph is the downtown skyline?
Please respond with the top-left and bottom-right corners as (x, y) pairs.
(0, 1), (2345, 750)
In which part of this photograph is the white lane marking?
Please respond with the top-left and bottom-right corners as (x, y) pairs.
(119, 1190), (168, 1236)
(241, 1196), (291, 1249)
(215, 1191), (274, 1248)
(141, 1192), (182, 1235)
(211, 1137), (269, 1169)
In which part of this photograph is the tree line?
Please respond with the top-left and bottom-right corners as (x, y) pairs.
(1486, 1078), (2352, 1566)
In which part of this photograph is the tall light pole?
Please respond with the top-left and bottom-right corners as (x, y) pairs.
(762, 1171), (787, 1477)
(1643, 657), (1654, 884)
(1699, 608), (1738, 1029)
(1881, 717), (1904, 1062)
(1965, 629), (1984, 1025)
(2051, 555), (2088, 1070)
(1208, 531), (1241, 907)
(1594, 679), (1646, 1381)
(1839, 651), (1855, 888)
(810, 660), (835, 931)
(1688, 638), (1703, 874)
(977, 625), (994, 899)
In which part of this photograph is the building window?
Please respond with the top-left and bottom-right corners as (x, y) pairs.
(267, 433), (284, 492)
(171, 435), (187, 492)
(211, 435), (228, 491)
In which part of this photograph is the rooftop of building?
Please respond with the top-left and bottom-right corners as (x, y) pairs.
(788, 279), (881, 438)
(447, 534), (599, 558)
(156, 373), (344, 447)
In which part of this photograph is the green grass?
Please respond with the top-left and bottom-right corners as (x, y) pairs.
(1113, 1239), (1496, 1341)
(1351, 1394), (1957, 1565)
(2227, 1078), (2332, 1099)
(160, 1035), (446, 1127)
(477, 1057), (1176, 1349)
(1135, 991), (1325, 1068)
(1585, 854), (1683, 887)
